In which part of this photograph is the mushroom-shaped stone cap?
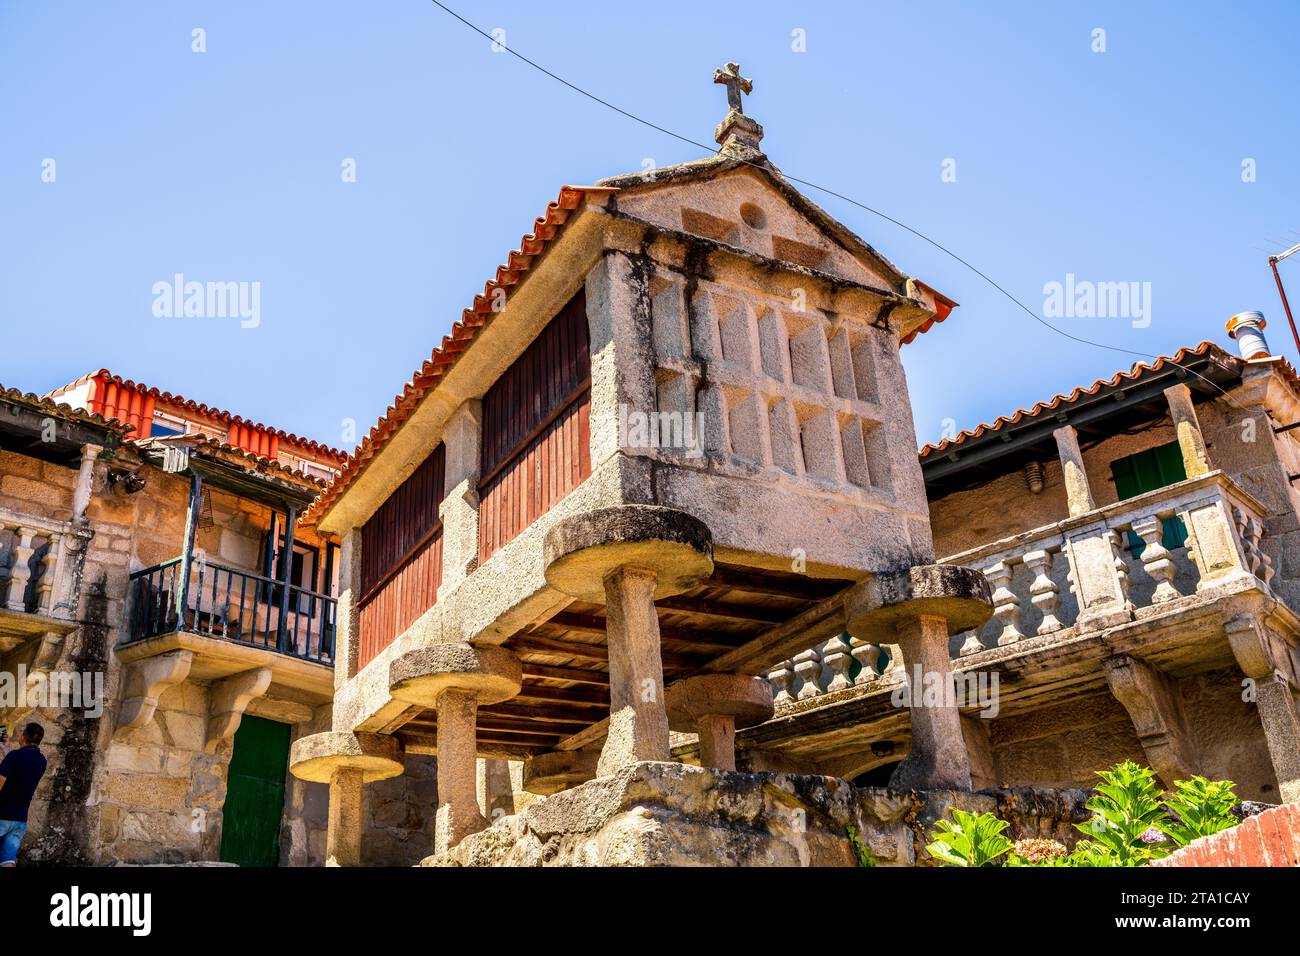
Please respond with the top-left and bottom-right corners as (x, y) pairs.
(846, 564), (993, 640)
(543, 505), (714, 602)
(521, 749), (600, 796)
(290, 731), (404, 784)
(389, 643), (522, 709)
(664, 674), (774, 733)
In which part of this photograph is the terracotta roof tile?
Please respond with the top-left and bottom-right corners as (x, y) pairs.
(47, 370), (348, 461)
(0, 384), (131, 436)
(304, 184), (616, 526)
(918, 341), (1238, 458)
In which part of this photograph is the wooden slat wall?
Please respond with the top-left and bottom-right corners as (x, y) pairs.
(358, 444), (445, 669)
(479, 290), (592, 564)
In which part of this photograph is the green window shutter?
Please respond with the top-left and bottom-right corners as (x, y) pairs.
(1110, 441), (1189, 556)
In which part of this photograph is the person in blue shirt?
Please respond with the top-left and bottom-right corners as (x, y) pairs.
(0, 723), (48, 867)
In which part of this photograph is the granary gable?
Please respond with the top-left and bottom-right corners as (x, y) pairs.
(309, 67), (956, 537)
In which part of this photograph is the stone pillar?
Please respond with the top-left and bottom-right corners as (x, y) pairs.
(602, 567), (670, 774)
(585, 252), (658, 465)
(289, 731), (405, 867)
(542, 505), (715, 777)
(334, 527), (362, 684)
(893, 613), (973, 791)
(71, 443), (102, 525)
(1164, 383), (1212, 478)
(846, 565), (993, 792)
(326, 767), (364, 867)
(388, 643), (523, 854)
(664, 673), (774, 772)
(1053, 425), (1095, 516)
(436, 689), (485, 849)
(438, 399), (483, 600)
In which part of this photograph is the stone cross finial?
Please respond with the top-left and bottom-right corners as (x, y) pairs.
(712, 61), (763, 154)
(713, 62), (752, 114)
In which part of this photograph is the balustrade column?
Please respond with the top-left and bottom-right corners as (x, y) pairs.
(767, 660), (794, 704)
(1131, 515), (1178, 602)
(985, 560), (1022, 645)
(1023, 549), (1062, 634)
(5, 529), (36, 612)
(792, 646), (822, 699)
(822, 637), (853, 692)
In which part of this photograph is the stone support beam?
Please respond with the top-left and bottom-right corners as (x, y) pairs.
(1052, 424), (1095, 517)
(289, 730), (405, 867)
(115, 650), (193, 739)
(205, 666), (272, 754)
(1164, 383), (1212, 478)
(389, 643), (523, 853)
(846, 565), (992, 791)
(542, 505), (714, 777)
(1227, 615), (1300, 803)
(1103, 654), (1197, 787)
(665, 673), (773, 771)
(71, 443), (102, 525)
(438, 399), (483, 600)
(334, 527), (362, 686)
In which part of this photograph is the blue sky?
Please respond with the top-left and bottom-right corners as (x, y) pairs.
(2, 1), (1297, 452)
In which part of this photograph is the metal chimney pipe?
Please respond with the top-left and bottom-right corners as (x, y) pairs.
(1226, 311), (1271, 359)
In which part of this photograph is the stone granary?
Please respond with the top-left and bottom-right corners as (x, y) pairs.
(292, 63), (999, 864)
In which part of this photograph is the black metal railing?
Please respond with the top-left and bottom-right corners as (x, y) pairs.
(126, 557), (335, 666)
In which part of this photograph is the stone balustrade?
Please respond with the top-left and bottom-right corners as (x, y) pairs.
(767, 472), (1276, 704)
(941, 471), (1274, 656)
(768, 634), (903, 705)
(0, 506), (88, 622)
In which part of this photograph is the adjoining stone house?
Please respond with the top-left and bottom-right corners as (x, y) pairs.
(737, 328), (1300, 806)
(1, 371), (437, 865)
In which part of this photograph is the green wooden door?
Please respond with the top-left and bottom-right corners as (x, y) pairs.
(1111, 441), (1189, 555)
(220, 716), (291, 867)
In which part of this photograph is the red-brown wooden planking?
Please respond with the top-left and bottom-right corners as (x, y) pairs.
(357, 444), (446, 669)
(478, 290), (592, 564)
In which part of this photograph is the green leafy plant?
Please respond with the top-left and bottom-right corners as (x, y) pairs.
(1159, 776), (1238, 847)
(925, 807), (1013, 867)
(1071, 760), (1169, 866)
(846, 825), (876, 867)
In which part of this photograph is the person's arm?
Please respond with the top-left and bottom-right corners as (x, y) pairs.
(0, 750), (12, 794)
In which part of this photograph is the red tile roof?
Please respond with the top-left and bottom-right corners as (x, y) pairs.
(902, 281), (958, 345)
(304, 184), (616, 527)
(47, 369), (347, 461)
(0, 384), (131, 436)
(140, 434), (330, 489)
(918, 341), (1239, 458)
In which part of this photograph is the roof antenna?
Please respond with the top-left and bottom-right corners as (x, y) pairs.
(1268, 243), (1300, 357)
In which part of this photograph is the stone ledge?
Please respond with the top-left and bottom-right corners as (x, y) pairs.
(422, 761), (1090, 867)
